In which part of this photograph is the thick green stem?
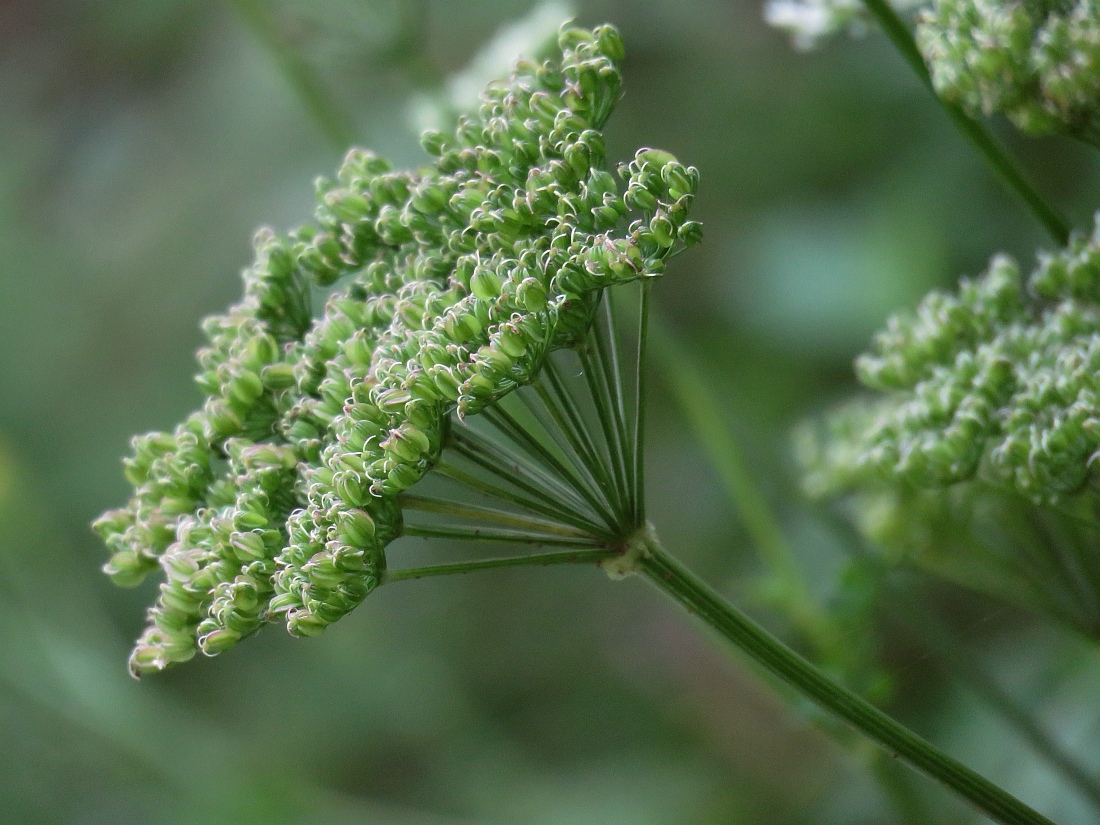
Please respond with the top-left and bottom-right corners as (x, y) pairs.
(631, 527), (1055, 825)
(860, 0), (1070, 245)
(961, 652), (1100, 813)
(879, 569), (1100, 813)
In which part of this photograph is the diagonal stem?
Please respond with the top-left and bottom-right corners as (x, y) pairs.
(860, 0), (1070, 245)
(891, 600), (1100, 813)
(631, 527), (1055, 825)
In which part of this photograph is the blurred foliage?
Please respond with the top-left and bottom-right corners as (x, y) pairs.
(6, 0), (1100, 823)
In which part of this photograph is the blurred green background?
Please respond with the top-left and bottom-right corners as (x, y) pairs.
(5, 1), (1100, 823)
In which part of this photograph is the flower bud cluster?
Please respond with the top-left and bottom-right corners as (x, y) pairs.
(809, 215), (1100, 505)
(95, 23), (700, 676)
(918, 0), (1100, 141)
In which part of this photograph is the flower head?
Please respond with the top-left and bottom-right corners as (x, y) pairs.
(95, 23), (699, 677)
(918, 0), (1100, 141)
(799, 216), (1100, 633)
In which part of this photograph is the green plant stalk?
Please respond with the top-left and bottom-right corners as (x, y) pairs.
(433, 460), (613, 538)
(401, 524), (606, 547)
(631, 528), (1055, 825)
(877, 568), (1100, 812)
(540, 358), (624, 516)
(648, 319), (823, 632)
(383, 548), (620, 583)
(631, 283), (650, 527)
(945, 634), (1100, 812)
(860, 0), (1070, 245)
(818, 504), (1100, 803)
(399, 493), (597, 538)
(649, 319), (1100, 817)
(515, 382), (622, 522)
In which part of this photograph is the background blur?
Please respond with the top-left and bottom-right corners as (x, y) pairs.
(5, 1), (1100, 823)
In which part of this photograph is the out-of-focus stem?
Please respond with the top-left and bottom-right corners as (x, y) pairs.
(860, 0), (1070, 244)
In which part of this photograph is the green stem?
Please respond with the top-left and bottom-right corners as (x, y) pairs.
(578, 345), (630, 528)
(860, 0), (1070, 245)
(960, 651), (1100, 813)
(433, 460), (613, 538)
(880, 571), (1100, 813)
(515, 384), (620, 521)
(450, 425), (603, 526)
(383, 547), (619, 583)
(632, 527), (1055, 825)
(482, 405), (620, 529)
(600, 294), (634, 520)
(541, 357), (624, 518)
(632, 283), (650, 527)
(399, 493), (597, 539)
(402, 524), (605, 547)
(230, 0), (356, 151)
(648, 319), (818, 623)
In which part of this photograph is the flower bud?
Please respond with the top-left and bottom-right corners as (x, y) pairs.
(338, 508), (376, 546)
(678, 220), (704, 247)
(471, 265), (503, 301)
(419, 129), (448, 157)
(230, 531), (267, 562)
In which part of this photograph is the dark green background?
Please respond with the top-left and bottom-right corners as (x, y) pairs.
(3, 1), (1100, 822)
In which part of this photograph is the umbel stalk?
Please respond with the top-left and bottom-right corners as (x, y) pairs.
(632, 528), (1054, 825)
